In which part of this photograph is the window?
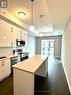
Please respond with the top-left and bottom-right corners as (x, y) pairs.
(41, 40), (50, 55)
(41, 40), (54, 56)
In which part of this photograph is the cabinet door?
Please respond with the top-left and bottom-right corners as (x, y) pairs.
(2, 59), (11, 78)
(0, 19), (7, 47)
(0, 61), (3, 80)
(13, 26), (20, 47)
(0, 19), (28, 47)
(6, 23), (12, 46)
(22, 31), (28, 46)
(0, 19), (12, 47)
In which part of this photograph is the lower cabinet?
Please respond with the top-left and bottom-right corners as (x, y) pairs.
(0, 58), (11, 81)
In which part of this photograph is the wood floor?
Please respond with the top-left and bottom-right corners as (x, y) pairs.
(0, 74), (13, 95)
(35, 57), (70, 95)
(0, 57), (70, 95)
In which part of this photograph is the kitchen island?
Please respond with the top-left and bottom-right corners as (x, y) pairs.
(13, 55), (48, 95)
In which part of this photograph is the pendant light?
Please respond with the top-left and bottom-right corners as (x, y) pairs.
(30, 0), (35, 32)
(39, 15), (43, 36)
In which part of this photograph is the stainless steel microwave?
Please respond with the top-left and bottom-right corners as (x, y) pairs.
(16, 39), (25, 46)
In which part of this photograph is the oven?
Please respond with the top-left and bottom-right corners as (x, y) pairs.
(19, 53), (28, 61)
(16, 49), (28, 61)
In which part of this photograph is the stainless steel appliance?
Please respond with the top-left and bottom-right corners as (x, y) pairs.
(11, 56), (20, 72)
(16, 39), (25, 46)
(16, 49), (28, 61)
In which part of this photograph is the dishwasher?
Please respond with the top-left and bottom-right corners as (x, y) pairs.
(11, 56), (20, 72)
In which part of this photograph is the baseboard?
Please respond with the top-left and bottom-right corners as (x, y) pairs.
(62, 62), (71, 94)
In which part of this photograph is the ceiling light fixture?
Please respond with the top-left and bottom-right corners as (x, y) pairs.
(30, 0), (35, 32)
(18, 12), (26, 18)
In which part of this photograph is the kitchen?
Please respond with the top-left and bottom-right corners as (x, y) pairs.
(0, 0), (71, 95)
(0, 17), (36, 78)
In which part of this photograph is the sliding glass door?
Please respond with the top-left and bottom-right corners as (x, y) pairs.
(41, 40), (54, 57)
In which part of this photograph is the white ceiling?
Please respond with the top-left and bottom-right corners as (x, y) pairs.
(1, 0), (71, 36)
(2, 0), (53, 36)
(45, 0), (71, 33)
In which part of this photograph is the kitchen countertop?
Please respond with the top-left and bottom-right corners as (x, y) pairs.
(7, 54), (19, 58)
(12, 55), (48, 74)
(0, 54), (19, 61)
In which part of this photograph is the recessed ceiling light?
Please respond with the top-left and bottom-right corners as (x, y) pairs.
(18, 12), (26, 18)
(3, 36), (7, 39)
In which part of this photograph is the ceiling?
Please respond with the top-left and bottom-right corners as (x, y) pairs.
(1, 0), (71, 36)
(46, 0), (71, 33)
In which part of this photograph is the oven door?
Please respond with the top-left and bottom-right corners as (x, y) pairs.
(11, 56), (20, 72)
(20, 53), (28, 61)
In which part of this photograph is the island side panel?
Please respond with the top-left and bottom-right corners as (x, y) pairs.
(35, 57), (48, 77)
(45, 57), (48, 76)
(13, 68), (34, 95)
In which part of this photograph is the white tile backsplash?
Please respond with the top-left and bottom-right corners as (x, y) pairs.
(0, 48), (13, 57)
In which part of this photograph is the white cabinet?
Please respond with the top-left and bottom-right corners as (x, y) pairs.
(22, 31), (28, 46)
(0, 19), (28, 47)
(0, 19), (12, 47)
(13, 26), (20, 47)
(0, 61), (3, 80)
(0, 58), (11, 81)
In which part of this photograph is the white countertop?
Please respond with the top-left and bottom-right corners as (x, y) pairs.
(0, 54), (19, 61)
(7, 54), (19, 58)
(12, 55), (48, 74)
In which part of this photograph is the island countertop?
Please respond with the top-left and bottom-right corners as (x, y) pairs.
(12, 55), (48, 74)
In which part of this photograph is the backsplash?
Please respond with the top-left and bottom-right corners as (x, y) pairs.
(0, 48), (13, 57)
(0, 46), (28, 57)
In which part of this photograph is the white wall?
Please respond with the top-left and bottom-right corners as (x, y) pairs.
(36, 36), (62, 58)
(26, 34), (35, 58)
(0, 48), (13, 57)
(62, 20), (71, 93)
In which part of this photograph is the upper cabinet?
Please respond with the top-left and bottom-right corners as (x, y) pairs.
(12, 26), (20, 47)
(0, 20), (12, 47)
(21, 31), (28, 46)
(0, 19), (28, 47)
(12, 26), (28, 47)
